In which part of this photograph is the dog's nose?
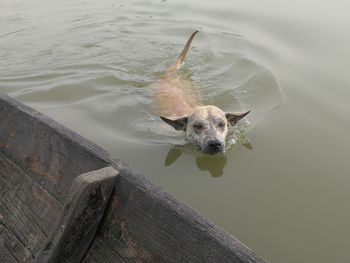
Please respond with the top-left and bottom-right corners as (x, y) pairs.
(207, 140), (223, 154)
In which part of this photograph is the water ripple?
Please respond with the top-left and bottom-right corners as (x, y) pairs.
(0, 0), (283, 146)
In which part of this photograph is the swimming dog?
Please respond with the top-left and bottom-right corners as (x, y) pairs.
(155, 31), (250, 155)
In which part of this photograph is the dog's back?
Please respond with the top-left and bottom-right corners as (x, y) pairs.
(154, 31), (200, 118)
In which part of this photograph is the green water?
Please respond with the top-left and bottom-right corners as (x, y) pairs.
(1, 0), (350, 262)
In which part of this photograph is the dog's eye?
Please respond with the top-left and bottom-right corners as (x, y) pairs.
(218, 122), (226, 128)
(193, 123), (203, 130)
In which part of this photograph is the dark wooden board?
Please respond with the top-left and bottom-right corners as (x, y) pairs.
(36, 167), (118, 263)
(0, 239), (18, 263)
(82, 237), (129, 263)
(0, 92), (266, 262)
(0, 153), (62, 262)
(86, 160), (267, 263)
(0, 92), (111, 203)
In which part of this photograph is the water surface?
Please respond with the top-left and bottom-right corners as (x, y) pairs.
(1, 0), (350, 262)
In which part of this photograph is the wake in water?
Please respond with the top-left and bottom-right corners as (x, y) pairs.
(144, 31), (284, 151)
(0, 2), (284, 153)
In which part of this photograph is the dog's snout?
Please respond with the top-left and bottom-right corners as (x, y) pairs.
(206, 140), (223, 154)
(208, 140), (221, 150)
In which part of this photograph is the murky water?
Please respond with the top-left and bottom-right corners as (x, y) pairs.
(1, 0), (350, 262)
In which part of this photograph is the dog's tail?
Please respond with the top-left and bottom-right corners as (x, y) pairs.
(166, 30), (199, 75)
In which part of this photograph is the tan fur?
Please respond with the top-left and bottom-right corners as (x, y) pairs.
(154, 31), (201, 118)
(154, 31), (250, 154)
(154, 76), (200, 118)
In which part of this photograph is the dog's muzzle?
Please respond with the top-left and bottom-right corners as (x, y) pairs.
(204, 139), (224, 155)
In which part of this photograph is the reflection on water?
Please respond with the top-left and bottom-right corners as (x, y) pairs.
(164, 125), (252, 177)
(164, 147), (228, 177)
(195, 155), (227, 177)
(164, 147), (182, 166)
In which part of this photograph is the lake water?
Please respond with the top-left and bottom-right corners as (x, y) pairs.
(1, 0), (350, 262)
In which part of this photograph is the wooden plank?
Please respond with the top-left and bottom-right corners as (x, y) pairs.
(0, 92), (111, 203)
(90, 160), (267, 263)
(82, 236), (129, 263)
(0, 238), (18, 263)
(0, 153), (62, 262)
(0, 224), (32, 263)
(0, 93), (266, 262)
(35, 167), (118, 263)
(0, 153), (62, 235)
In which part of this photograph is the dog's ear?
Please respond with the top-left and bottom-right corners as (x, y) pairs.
(225, 110), (251, 126)
(160, 116), (188, 131)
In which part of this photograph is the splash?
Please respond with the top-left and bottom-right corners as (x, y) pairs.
(226, 119), (252, 151)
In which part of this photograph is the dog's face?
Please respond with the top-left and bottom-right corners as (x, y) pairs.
(160, 105), (250, 155)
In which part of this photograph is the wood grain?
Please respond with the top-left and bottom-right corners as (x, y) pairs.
(87, 160), (267, 263)
(0, 92), (111, 203)
(0, 92), (266, 262)
(0, 153), (62, 262)
(35, 167), (118, 263)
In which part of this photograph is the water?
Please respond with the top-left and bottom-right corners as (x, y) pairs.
(1, 0), (350, 262)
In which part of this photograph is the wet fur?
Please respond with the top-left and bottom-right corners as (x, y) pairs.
(154, 31), (250, 154)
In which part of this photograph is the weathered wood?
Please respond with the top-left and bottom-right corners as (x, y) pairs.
(82, 236), (128, 263)
(0, 153), (62, 262)
(0, 92), (266, 262)
(0, 239), (18, 263)
(0, 92), (111, 203)
(35, 167), (118, 263)
(86, 160), (267, 263)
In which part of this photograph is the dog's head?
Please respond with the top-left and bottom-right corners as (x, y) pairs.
(160, 105), (250, 155)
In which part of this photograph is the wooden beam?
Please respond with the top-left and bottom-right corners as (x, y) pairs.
(0, 93), (266, 262)
(35, 167), (118, 263)
(0, 92), (111, 203)
(84, 161), (267, 263)
(0, 153), (62, 262)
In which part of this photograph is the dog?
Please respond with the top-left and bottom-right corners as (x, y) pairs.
(155, 31), (250, 155)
